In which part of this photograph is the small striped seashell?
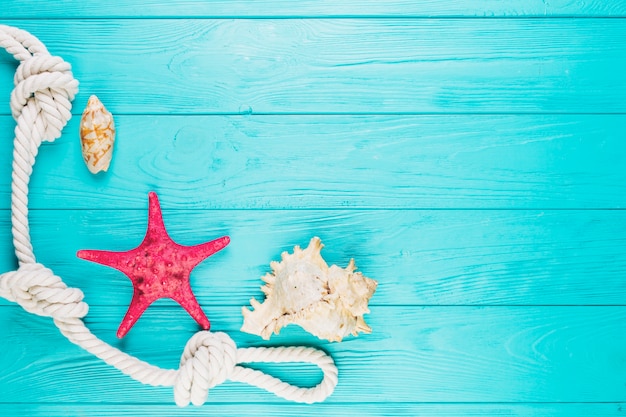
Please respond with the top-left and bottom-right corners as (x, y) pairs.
(80, 95), (115, 174)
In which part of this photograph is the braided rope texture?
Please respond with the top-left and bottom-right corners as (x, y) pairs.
(0, 24), (338, 406)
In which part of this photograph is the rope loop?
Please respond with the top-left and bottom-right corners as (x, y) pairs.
(234, 346), (339, 404)
(0, 263), (88, 319)
(175, 331), (238, 406)
(11, 53), (78, 143)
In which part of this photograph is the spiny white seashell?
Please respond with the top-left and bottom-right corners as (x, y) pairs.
(80, 95), (115, 174)
(241, 237), (377, 342)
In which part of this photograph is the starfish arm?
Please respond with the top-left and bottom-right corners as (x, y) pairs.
(77, 248), (133, 270)
(146, 191), (167, 237)
(117, 292), (157, 338)
(171, 285), (210, 330)
(183, 236), (230, 269)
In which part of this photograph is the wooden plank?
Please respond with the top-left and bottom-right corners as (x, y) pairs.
(0, 209), (624, 306)
(1, 19), (624, 114)
(4, 0), (626, 17)
(0, 403), (623, 417)
(0, 306), (624, 403)
(1, 115), (625, 210)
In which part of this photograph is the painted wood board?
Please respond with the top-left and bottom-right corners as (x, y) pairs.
(1, 306), (625, 403)
(2, 403), (625, 417)
(0, 209), (620, 306)
(1, 19), (625, 114)
(0, 115), (623, 210)
(6, 0), (626, 17)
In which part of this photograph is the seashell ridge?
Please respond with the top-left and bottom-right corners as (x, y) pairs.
(79, 95), (115, 174)
(241, 237), (377, 342)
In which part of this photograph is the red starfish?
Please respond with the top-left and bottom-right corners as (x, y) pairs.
(77, 192), (230, 338)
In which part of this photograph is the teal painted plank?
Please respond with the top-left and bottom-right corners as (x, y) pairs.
(0, 306), (624, 403)
(0, 209), (622, 306)
(1, 115), (625, 210)
(1, 19), (624, 114)
(5, 0), (626, 17)
(1, 403), (624, 417)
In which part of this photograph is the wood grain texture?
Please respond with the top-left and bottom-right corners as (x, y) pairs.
(1, 115), (625, 210)
(5, 0), (626, 17)
(1, 3), (625, 416)
(0, 209), (622, 306)
(1, 19), (625, 114)
(1, 306), (625, 403)
(2, 403), (625, 417)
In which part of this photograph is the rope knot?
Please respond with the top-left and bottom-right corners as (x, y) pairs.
(0, 263), (88, 319)
(175, 331), (238, 406)
(11, 53), (78, 143)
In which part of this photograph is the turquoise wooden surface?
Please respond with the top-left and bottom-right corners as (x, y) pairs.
(1, 115), (625, 210)
(2, 20), (626, 114)
(6, 0), (626, 17)
(1, 1), (625, 416)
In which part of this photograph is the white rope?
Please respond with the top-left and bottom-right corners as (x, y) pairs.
(0, 25), (337, 406)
